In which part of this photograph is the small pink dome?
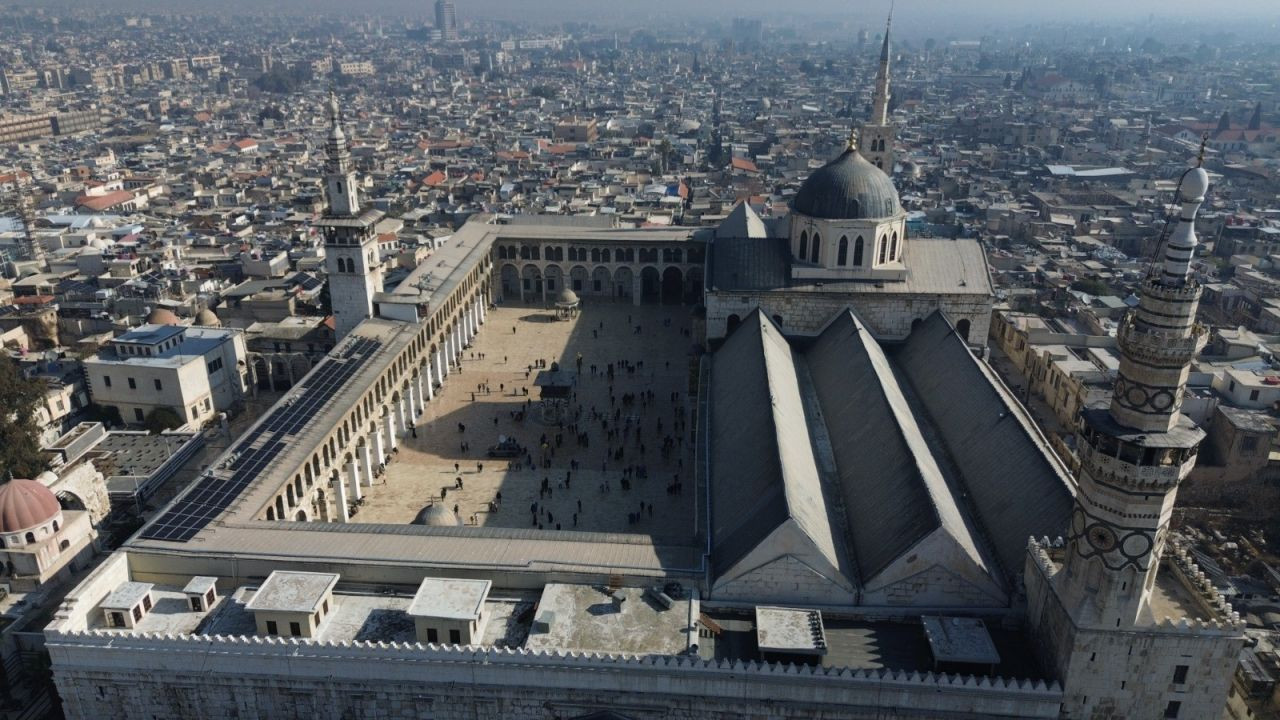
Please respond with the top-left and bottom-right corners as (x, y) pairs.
(0, 479), (61, 534)
(146, 308), (180, 325)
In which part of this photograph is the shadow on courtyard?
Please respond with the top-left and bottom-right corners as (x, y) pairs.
(362, 299), (705, 550)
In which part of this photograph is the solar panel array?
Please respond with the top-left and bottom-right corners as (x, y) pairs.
(140, 336), (383, 542)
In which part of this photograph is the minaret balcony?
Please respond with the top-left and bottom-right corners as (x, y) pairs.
(1140, 275), (1201, 301)
(1116, 319), (1206, 367)
(1077, 437), (1195, 492)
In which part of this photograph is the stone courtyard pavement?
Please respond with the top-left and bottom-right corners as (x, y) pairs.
(357, 301), (700, 544)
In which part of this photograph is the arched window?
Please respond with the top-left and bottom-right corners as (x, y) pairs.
(798, 231), (808, 260)
(25, 532), (36, 544)
(837, 237), (848, 266)
(891, 232), (900, 261)
(957, 319), (972, 342)
(811, 233), (821, 263)
(52, 520), (59, 532)
(601, 248), (610, 263)
(878, 236), (888, 264)
(853, 236), (864, 266)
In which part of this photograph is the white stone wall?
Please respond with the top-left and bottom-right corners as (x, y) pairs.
(705, 290), (992, 347)
(47, 631), (1064, 720)
(1024, 542), (1243, 720)
(51, 461), (111, 527)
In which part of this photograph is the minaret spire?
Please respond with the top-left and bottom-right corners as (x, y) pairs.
(1052, 151), (1211, 627)
(315, 87), (384, 340)
(858, 5), (896, 172)
(323, 91), (360, 217)
(872, 9), (892, 126)
(14, 166), (43, 265)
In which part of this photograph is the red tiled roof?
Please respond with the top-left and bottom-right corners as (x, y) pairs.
(74, 190), (134, 211)
(730, 157), (759, 173)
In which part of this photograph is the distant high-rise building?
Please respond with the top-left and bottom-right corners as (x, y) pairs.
(730, 17), (763, 47)
(434, 0), (459, 42)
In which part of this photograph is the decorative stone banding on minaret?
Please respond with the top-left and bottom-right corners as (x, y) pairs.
(1056, 166), (1211, 629)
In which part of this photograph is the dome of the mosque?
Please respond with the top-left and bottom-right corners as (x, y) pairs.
(556, 288), (579, 306)
(413, 504), (460, 527)
(194, 308), (221, 327)
(146, 308), (180, 325)
(792, 148), (901, 220)
(0, 478), (61, 534)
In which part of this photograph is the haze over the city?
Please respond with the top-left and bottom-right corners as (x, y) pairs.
(7, 0), (1280, 37)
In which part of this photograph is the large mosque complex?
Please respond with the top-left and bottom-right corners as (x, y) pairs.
(28, 23), (1246, 720)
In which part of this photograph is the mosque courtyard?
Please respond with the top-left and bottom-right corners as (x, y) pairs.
(355, 301), (701, 544)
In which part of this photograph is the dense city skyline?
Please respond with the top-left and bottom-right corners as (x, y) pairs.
(1, 2), (1278, 719)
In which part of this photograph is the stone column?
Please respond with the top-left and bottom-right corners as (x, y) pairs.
(373, 428), (387, 466)
(332, 474), (349, 523)
(358, 444), (374, 487)
(385, 412), (398, 452)
(406, 383), (418, 421)
(423, 363), (435, 401)
(478, 297), (486, 323)
(632, 277), (642, 306)
(436, 348), (447, 380)
(542, 274), (548, 305)
(396, 396), (409, 435)
(347, 461), (362, 502)
(416, 373), (427, 411)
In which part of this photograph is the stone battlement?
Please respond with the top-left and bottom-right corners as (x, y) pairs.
(1162, 542), (1244, 632)
(47, 627), (1062, 695)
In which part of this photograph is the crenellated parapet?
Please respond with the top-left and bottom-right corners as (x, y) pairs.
(1161, 542), (1244, 631)
(46, 627), (1064, 696)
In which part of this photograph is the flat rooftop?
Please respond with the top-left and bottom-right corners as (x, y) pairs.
(921, 616), (1000, 665)
(407, 577), (491, 620)
(101, 581), (152, 611)
(90, 579), (534, 647)
(244, 571), (337, 614)
(755, 606), (826, 655)
(525, 583), (697, 656)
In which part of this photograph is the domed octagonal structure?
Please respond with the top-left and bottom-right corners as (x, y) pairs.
(0, 478), (62, 535)
(792, 148), (901, 221)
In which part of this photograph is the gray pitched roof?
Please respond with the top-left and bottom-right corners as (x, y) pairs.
(806, 312), (941, 579)
(890, 311), (1076, 578)
(715, 200), (769, 240)
(709, 235), (791, 291)
(708, 311), (842, 578)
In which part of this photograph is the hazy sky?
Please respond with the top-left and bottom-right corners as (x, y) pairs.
(12, 0), (1280, 36)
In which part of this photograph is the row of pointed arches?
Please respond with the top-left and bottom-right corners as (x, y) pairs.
(797, 230), (901, 267)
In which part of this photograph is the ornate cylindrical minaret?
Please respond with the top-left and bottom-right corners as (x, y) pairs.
(317, 92), (384, 340)
(1056, 166), (1210, 628)
(324, 91), (360, 217)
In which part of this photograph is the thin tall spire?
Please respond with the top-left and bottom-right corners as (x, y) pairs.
(871, 7), (892, 126)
